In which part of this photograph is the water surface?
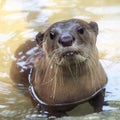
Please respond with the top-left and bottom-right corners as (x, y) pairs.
(0, 0), (120, 119)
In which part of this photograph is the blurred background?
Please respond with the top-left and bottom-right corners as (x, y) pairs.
(0, 0), (120, 119)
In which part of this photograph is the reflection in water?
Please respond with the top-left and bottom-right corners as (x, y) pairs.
(0, 81), (34, 119)
(0, 0), (120, 119)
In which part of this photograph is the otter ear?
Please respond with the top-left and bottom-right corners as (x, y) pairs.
(89, 21), (99, 36)
(35, 32), (44, 47)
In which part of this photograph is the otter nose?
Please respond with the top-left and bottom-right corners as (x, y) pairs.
(59, 35), (75, 47)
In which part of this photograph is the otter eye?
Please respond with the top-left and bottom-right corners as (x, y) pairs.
(77, 27), (84, 34)
(50, 31), (56, 40)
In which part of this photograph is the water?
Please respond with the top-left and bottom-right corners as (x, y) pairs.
(0, 0), (120, 119)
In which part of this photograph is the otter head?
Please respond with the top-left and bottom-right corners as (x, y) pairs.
(36, 19), (99, 66)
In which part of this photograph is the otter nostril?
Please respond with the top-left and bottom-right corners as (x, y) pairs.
(59, 36), (75, 47)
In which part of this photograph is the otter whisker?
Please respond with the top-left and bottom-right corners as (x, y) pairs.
(75, 62), (78, 79)
(67, 62), (75, 80)
(87, 62), (95, 91)
(40, 78), (54, 86)
(91, 57), (102, 89)
(79, 62), (83, 75)
(43, 53), (56, 82)
(87, 54), (101, 91)
(47, 48), (60, 57)
(52, 65), (59, 99)
(59, 67), (64, 87)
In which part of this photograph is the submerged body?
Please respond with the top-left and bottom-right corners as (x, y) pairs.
(10, 19), (107, 117)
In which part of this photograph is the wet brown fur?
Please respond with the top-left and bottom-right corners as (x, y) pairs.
(10, 19), (107, 116)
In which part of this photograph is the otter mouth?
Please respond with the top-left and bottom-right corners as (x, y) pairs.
(56, 50), (87, 66)
(62, 51), (78, 58)
(53, 47), (87, 66)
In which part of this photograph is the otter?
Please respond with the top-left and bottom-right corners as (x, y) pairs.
(10, 19), (107, 117)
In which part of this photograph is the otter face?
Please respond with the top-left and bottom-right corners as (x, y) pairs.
(36, 19), (99, 66)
